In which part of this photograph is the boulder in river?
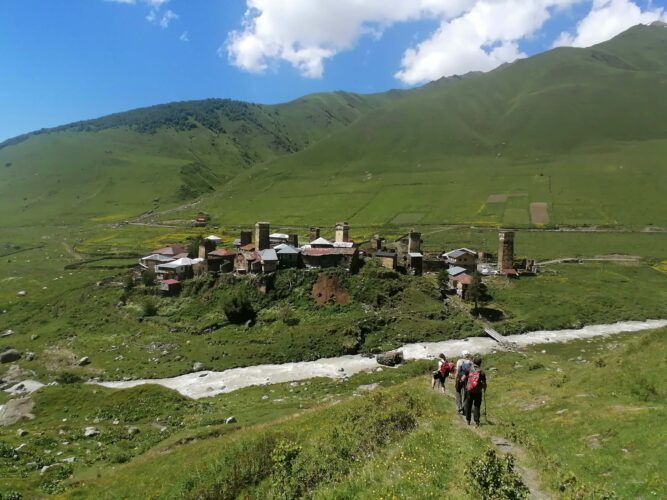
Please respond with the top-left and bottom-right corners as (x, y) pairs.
(376, 350), (404, 367)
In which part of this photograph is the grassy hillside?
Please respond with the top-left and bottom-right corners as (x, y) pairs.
(0, 93), (393, 226)
(198, 24), (667, 227)
(1, 25), (666, 228)
(1, 328), (663, 498)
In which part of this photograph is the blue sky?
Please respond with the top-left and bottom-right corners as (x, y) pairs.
(1, 0), (665, 142)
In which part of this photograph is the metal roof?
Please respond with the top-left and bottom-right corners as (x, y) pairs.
(408, 252), (423, 258)
(333, 241), (355, 248)
(208, 249), (236, 257)
(260, 249), (278, 261)
(310, 237), (333, 246)
(448, 266), (467, 276)
(452, 274), (473, 285)
(141, 254), (175, 262)
(153, 245), (187, 256)
(303, 247), (356, 256)
(444, 248), (477, 258)
(158, 257), (199, 268)
(375, 251), (396, 258)
(269, 233), (289, 240)
(276, 245), (299, 255)
(205, 235), (222, 242)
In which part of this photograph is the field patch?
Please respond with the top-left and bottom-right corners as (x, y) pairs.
(391, 212), (425, 225)
(503, 207), (530, 226)
(530, 202), (550, 225)
(487, 193), (527, 203)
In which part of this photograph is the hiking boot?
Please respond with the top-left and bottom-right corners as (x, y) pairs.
(474, 422), (480, 427)
(466, 420), (471, 425)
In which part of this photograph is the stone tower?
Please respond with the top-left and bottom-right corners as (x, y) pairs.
(255, 222), (270, 251)
(498, 230), (515, 270)
(408, 231), (422, 253)
(309, 227), (321, 242)
(335, 222), (350, 243)
(239, 230), (252, 246)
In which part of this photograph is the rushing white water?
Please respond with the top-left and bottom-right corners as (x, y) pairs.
(96, 319), (667, 399)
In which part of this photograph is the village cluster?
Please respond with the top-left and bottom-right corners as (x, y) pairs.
(138, 218), (530, 296)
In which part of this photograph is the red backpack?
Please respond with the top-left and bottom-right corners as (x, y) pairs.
(439, 361), (454, 377)
(466, 367), (482, 393)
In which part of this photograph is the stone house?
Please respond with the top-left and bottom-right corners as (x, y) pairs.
(443, 248), (478, 270)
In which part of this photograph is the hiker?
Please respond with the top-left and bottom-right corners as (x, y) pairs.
(431, 353), (454, 393)
(462, 355), (487, 426)
(454, 350), (472, 415)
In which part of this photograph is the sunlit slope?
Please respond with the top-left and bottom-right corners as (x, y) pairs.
(204, 24), (667, 227)
(1, 25), (666, 227)
(0, 93), (393, 226)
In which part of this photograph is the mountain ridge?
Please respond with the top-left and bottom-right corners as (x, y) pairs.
(1, 24), (666, 227)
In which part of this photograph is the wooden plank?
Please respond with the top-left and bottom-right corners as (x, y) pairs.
(483, 326), (506, 344)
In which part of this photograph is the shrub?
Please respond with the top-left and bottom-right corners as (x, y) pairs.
(142, 298), (158, 317)
(141, 270), (156, 287)
(55, 372), (82, 384)
(0, 491), (23, 500)
(123, 274), (135, 292)
(465, 448), (529, 500)
(629, 377), (658, 401)
(528, 362), (544, 371)
(222, 290), (256, 325)
(0, 442), (15, 458)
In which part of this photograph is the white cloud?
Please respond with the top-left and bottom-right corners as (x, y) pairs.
(180, 31), (190, 42)
(222, 1), (667, 83)
(148, 9), (178, 29)
(554, 0), (666, 47)
(396, 1), (575, 84)
(106, 0), (178, 29)
(225, 0), (474, 78)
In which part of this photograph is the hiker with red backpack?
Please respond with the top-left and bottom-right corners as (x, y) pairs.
(431, 353), (454, 393)
(461, 355), (487, 426)
(454, 350), (472, 415)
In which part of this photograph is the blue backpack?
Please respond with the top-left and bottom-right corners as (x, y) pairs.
(458, 361), (471, 381)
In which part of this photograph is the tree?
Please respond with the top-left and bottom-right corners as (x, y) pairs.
(141, 269), (156, 287)
(223, 289), (256, 325)
(123, 274), (135, 292)
(437, 268), (449, 296)
(466, 271), (484, 313)
(142, 298), (158, 317)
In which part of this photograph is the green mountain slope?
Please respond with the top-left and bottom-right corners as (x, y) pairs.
(203, 24), (667, 227)
(0, 93), (394, 225)
(1, 24), (666, 228)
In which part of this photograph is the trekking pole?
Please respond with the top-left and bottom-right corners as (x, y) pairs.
(483, 389), (488, 423)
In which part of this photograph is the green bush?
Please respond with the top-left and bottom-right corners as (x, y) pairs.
(222, 289), (256, 324)
(142, 298), (158, 317)
(0, 442), (15, 458)
(55, 372), (82, 384)
(141, 270), (156, 287)
(0, 491), (23, 500)
(465, 448), (529, 500)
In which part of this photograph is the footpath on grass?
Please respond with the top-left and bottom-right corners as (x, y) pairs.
(442, 387), (552, 500)
(93, 319), (667, 399)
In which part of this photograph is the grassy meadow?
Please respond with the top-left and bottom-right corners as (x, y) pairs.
(1, 328), (663, 498)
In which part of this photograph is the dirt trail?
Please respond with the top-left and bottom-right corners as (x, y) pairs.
(61, 241), (83, 261)
(443, 389), (552, 499)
